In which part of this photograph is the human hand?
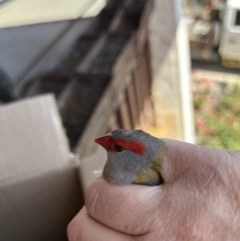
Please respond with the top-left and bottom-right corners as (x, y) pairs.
(68, 139), (240, 241)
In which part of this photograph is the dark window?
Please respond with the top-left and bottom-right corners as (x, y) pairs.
(235, 11), (240, 26)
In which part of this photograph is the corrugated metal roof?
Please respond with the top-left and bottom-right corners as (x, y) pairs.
(0, 0), (106, 28)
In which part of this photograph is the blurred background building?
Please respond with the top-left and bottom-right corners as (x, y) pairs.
(184, 0), (240, 149)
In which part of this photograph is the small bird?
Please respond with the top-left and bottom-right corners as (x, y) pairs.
(94, 129), (166, 186)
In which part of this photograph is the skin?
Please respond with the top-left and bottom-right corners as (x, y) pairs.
(67, 139), (240, 241)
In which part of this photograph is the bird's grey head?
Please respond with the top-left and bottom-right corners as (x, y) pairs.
(94, 129), (165, 184)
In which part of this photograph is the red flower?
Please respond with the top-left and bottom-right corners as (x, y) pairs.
(228, 117), (235, 125)
(205, 81), (214, 90)
(196, 119), (206, 128)
(204, 129), (215, 136)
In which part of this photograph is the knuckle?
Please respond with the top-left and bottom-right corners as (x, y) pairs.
(67, 219), (77, 241)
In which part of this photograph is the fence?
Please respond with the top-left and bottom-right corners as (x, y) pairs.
(23, 0), (155, 158)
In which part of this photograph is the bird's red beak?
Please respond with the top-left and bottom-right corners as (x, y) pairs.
(94, 133), (112, 150)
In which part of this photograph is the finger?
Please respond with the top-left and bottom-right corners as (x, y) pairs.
(67, 207), (133, 241)
(161, 139), (228, 183)
(85, 178), (166, 236)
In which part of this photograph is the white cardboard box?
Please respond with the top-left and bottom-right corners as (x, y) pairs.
(0, 94), (100, 241)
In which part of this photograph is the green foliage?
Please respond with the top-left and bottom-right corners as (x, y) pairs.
(219, 85), (240, 115)
(194, 82), (240, 150)
(200, 115), (240, 150)
(193, 90), (209, 110)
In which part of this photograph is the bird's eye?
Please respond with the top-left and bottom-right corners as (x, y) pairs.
(114, 145), (123, 152)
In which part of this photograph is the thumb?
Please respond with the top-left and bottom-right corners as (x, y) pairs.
(85, 178), (165, 236)
(161, 139), (229, 183)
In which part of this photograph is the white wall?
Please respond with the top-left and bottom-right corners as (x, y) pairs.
(149, 0), (195, 143)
